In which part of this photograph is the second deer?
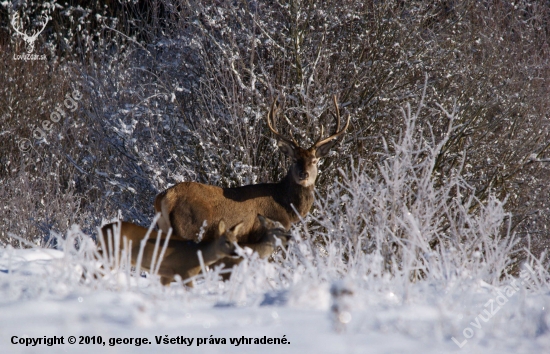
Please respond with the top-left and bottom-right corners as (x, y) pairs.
(211, 214), (293, 280)
(99, 220), (242, 286)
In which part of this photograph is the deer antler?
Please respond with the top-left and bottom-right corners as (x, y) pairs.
(313, 125), (325, 145)
(313, 95), (350, 148)
(266, 99), (300, 147)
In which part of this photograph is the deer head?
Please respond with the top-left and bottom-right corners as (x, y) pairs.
(257, 214), (293, 248)
(11, 13), (48, 54)
(266, 96), (350, 187)
(215, 220), (243, 257)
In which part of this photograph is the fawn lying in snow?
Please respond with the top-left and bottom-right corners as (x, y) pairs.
(99, 220), (241, 286)
(98, 215), (292, 285)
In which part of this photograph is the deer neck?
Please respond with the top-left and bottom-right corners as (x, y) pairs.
(278, 172), (315, 219)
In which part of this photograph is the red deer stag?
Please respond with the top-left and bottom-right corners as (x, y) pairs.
(154, 96), (349, 243)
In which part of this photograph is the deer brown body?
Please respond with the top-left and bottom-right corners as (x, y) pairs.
(156, 171), (313, 244)
(155, 96), (349, 243)
(99, 220), (241, 286)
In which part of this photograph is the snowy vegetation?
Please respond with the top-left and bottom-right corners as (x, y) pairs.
(1, 1), (550, 352)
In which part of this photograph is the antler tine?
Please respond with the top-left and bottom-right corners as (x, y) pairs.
(313, 95), (350, 148)
(266, 99), (298, 147)
(282, 111), (300, 146)
(313, 125), (325, 145)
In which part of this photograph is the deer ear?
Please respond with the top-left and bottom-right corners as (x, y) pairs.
(231, 221), (244, 234)
(218, 220), (226, 235)
(228, 222), (243, 242)
(257, 214), (267, 228)
(315, 139), (338, 158)
(278, 141), (296, 159)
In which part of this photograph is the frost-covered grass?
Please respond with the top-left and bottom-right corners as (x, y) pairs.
(1, 96), (549, 353)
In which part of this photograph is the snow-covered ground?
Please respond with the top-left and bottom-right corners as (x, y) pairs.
(0, 246), (549, 354)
